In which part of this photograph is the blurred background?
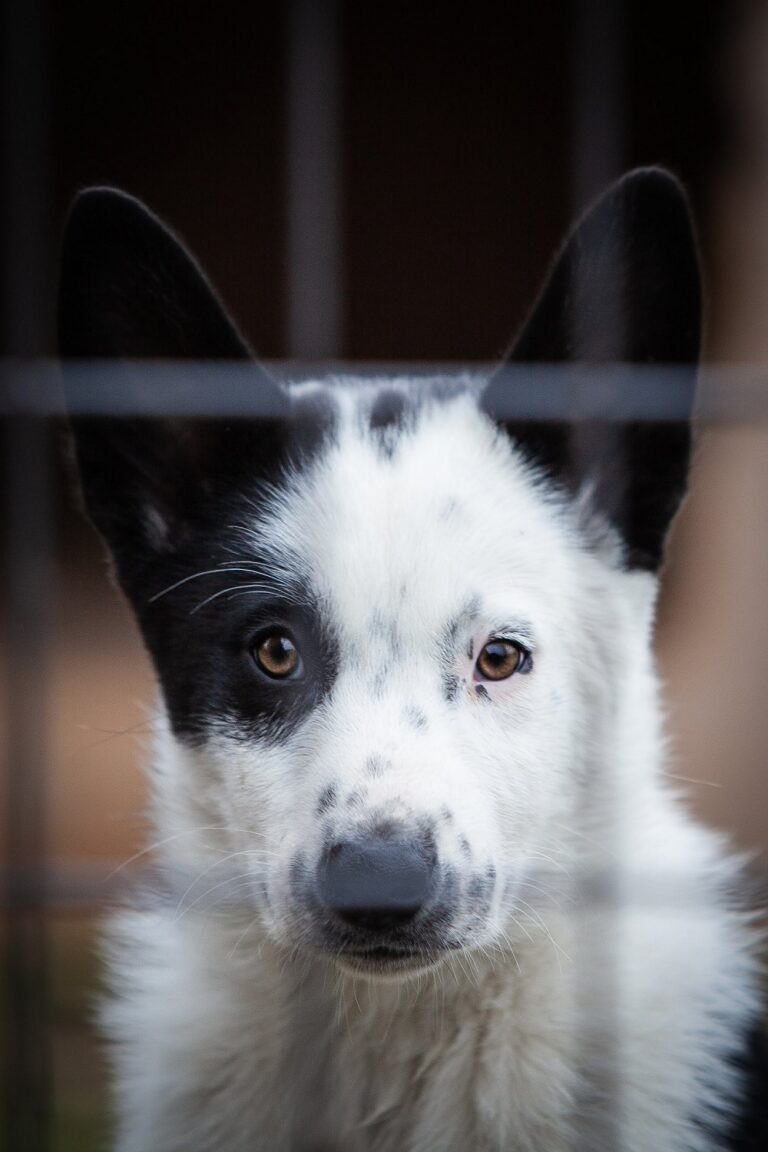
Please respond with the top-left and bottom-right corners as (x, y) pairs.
(2, 1), (767, 1148)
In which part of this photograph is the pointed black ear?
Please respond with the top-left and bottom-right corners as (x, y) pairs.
(483, 167), (701, 570)
(59, 188), (287, 586)
(60, 187), (252, 361)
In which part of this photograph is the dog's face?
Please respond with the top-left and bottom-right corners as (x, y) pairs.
(60, 170), (700, 977)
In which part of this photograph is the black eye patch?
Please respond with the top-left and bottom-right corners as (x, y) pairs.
(137, 544), (339, 746)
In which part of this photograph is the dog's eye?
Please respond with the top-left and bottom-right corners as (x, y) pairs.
(252, 632), (302, 679)
(475, 639), (529, 681)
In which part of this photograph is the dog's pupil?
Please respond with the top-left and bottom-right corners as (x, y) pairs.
(257, 634), (297, 677)
(479, 641), (518, 679)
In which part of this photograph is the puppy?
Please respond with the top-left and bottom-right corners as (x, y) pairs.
(60, 169), (761, 1151)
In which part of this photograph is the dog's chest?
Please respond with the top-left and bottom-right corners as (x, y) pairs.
(262, 952), (578, 1152)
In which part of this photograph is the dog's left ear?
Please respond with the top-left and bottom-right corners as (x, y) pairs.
(483, 167), (701, 570)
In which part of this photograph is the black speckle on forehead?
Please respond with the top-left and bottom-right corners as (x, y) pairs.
(369, 388), (410, 431)
(368, 388), (415, 459)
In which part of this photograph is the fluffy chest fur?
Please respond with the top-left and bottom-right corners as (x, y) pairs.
(60, 170), (762, 1151)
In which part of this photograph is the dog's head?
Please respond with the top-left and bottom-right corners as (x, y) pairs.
(60, 170), (700, 977)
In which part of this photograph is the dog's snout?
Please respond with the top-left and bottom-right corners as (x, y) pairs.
(318, 838), (435, 933)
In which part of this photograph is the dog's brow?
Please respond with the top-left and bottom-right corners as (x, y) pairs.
(489, 619), (536, 648)
(441, 595), (481, 650)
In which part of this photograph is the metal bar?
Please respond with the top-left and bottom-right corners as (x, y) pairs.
(286, 0), (344, 360)
(3, 362), (766, 420)
(3, 417), (52, 1152)
(570, 3), (628, 1145)
(2, 0), (54, 1143)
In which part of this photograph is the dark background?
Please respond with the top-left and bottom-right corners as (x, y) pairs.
(2, 0), (734, 361)
(4, 3), (767, 1150)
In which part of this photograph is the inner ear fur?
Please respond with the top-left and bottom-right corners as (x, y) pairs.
(483, 167), (701, 571)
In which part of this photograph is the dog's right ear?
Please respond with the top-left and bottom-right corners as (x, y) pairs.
(59, 188), (287, 581)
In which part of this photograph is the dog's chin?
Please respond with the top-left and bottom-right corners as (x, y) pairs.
(333, 946), (444, 981)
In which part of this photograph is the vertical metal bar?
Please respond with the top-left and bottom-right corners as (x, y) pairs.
(1, 0), (53, 354)
(286, 0), (344, 360)
(571, 0), (626, 213)
(2, 0), (53, 1146)
(3, 419), (53, 1152)
(570, 3), (627, 1148)
(284, 4), (344, 1138)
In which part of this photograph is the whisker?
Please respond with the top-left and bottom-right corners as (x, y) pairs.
(190, 582), (274, 614)
(172, 849), (264, 918)
(173, 872), (256, 923)
(148, 566), (264, 603)
(106, 826), (276, 879)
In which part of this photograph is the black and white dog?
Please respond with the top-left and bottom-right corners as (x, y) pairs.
(60, 170), (763, 1151)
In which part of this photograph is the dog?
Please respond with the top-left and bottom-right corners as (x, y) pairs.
(60, 168), (763, 1151)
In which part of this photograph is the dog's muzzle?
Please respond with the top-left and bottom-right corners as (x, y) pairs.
(311, 832), (449, 972)
(317, 838), (436, 933)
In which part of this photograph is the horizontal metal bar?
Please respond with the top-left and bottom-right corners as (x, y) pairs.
(2, 863), (766, 912)
(1, 360), (768, 419)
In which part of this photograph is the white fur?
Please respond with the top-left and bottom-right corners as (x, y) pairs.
(102, 384), (760, 1151)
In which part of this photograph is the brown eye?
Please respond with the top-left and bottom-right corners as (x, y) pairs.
(253, 632), (301, 679)
(475, 639), (525, 681)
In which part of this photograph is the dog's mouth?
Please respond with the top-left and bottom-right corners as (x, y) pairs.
(332, 944), (443, 978)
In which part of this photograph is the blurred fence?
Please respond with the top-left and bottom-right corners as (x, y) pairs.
(1, 362), (767, 1149)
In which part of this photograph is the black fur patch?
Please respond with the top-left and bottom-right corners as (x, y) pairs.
(369, 388), (409, 432)
(368, 611), (401, 657)
(403, 705), (428, 730)
(429, 868), (459, 931)
(365, 755), (390, 778)
(346, 788), (368, 809)
(59, 190), (348, 747)
(467, 871), (494, 907)
(442, 673), (460, 704)
(440, 597), (482, 699)
(317, 785), (338, 814)
(137, 543), (340, 746)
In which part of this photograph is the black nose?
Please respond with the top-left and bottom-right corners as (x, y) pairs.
(317, 839), (435, 933)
